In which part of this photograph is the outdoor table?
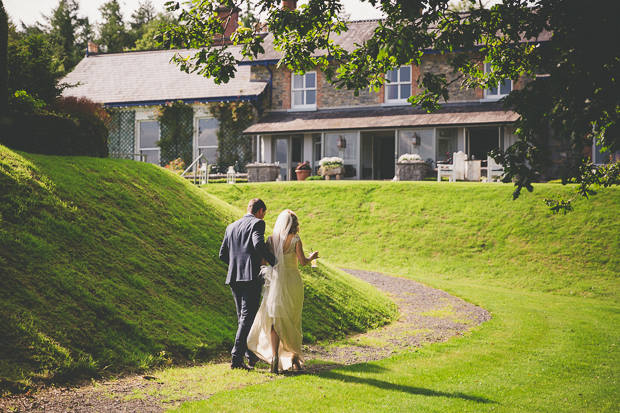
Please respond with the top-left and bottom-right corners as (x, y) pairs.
(465, 160), (481, 181)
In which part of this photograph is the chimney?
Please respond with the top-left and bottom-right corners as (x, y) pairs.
(87, 41), (99, 55)
(282, 0), (297, 10)
(217, 6), (240, 39)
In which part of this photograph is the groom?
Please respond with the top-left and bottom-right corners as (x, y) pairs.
(219, 198), (277, 370)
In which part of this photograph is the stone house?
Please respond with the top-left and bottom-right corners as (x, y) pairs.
(242, 17), (556, 181)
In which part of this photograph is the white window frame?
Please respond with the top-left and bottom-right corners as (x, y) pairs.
(195, 117), (219, 165)
(482, 63), (513, 101)
(137, 120), (160, 165)
(383, 66), (412, 106)
(290, 72), (317, 111)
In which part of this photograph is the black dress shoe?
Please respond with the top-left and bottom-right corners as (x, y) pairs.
(248, 355), (259, 367)
(231, 361), (254, 371)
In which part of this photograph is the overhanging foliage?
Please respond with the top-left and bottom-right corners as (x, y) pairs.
(158, 0), (620, 212)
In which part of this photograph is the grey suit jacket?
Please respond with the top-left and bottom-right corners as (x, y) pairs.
(219, 214), (277, 285)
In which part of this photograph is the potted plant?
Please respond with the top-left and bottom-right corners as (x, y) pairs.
(395, 153), (430, 181)
(295, 160), (312, 181)
(318, 157), (344, 180)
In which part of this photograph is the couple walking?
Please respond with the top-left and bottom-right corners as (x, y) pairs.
(219, 198), (319, 373)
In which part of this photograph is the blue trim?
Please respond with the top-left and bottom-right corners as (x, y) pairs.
(104, 95), (260, 108)
(238, 59), (281, 66)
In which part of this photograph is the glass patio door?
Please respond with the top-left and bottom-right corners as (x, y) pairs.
(274, 135), (303, 180)
(139, 121), (160, 165)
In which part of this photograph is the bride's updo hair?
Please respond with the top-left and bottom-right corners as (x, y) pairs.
(286, 209), (299, 235)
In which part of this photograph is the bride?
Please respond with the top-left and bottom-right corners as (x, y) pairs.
(247, 209), (319, 373)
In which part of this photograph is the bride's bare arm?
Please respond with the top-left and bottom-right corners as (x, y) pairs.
(295, 239), (319, 266)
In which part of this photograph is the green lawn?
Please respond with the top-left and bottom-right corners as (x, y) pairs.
(0, 147), (395, 394)
(173, 181), (620, 412)
(205, 181), (620, 303)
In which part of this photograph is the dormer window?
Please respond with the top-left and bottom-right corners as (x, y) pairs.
(292, 72), (317, 110)
(483, 63), (512, 100)
(385, 66), (411, 104)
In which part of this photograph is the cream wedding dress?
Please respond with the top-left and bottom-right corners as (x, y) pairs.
(247, 212), (304, 372)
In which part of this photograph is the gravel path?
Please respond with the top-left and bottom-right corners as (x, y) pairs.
(0, 269), (490, 412)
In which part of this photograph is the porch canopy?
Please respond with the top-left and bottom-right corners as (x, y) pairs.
(243, 103), (519, 134)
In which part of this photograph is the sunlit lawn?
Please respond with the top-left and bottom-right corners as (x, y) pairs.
(170, 181), (620, 412)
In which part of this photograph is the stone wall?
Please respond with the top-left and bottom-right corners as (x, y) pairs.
(249, 53), (530, 110)
(395, 161), (430, 181)
(419, 53), (481, 101)
(246, 163), (280, 182)
(317, 65), (381, 108)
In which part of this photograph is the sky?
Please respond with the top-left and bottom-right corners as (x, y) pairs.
(4, 0), (384, 27)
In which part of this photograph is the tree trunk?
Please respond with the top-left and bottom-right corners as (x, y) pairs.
(0, 0), (8, 114)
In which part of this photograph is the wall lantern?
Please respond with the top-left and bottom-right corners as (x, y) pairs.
(337, 135), (347, 150)
(226, 166), (236, 184)
(411, 132), (421, 147)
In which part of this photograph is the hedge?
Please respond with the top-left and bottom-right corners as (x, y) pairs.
(0, 112), (108, 158)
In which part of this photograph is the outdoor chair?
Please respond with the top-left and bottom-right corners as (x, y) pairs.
(437, 163), (455, 182)
(487, 156), (505, 182)
(452, 151), (467, 180)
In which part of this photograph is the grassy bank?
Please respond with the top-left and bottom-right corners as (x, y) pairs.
(205, 181), (620, 303)
(179, 181), (620, 412)
(0, 146), (395, 394)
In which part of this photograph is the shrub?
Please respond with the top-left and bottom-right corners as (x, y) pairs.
(50, 96), (111, 127)
(8, 91), (46, 114)
(0, 113), (108, 158)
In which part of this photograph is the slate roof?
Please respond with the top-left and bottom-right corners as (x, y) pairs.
(63, 48), (267, 106)
(243, 19), (381, 62)
(241, 19), (552, 64)
(243, 103), (519, 134)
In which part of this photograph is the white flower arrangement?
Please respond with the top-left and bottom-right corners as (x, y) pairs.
(398, 153), (422, 163)
(319, 157), (344, 168)
(318, 157), (344, 176)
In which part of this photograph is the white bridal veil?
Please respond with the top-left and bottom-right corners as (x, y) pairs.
(261, 210), (293, 319)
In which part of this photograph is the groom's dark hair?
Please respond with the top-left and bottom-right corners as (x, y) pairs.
(247, 198), (267, 214)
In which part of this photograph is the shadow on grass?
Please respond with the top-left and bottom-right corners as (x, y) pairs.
(322, 371), (497, 405)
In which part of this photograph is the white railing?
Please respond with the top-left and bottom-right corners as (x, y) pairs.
(181, 154), (209, 185)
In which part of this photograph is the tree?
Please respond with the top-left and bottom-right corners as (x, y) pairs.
(130, 0), (156, 30)
(128, 0), (157, 48)
(97, 0), (129, 52)
(44, 0), (92, 71)
(158, 0), (620, 212)
(132, 12), (174, 51)
(8, 33), (66, 103)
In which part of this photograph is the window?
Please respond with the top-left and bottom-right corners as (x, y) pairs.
(399, 129), (434, 163)
(483, 63), (512, 100)
(197, 118), (219, 165)
(385, 66), (411, 103)
(292, 72), (317, 109)
(138, 121), (160, 165)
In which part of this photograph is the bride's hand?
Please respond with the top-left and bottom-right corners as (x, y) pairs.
(308, 251), (319, 260)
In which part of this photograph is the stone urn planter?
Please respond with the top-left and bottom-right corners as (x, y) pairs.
(295, 169), (312, 181)
(246, 163), (280, 182)
(320, 166), (344, 180)
(395, 161), (430, 181)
